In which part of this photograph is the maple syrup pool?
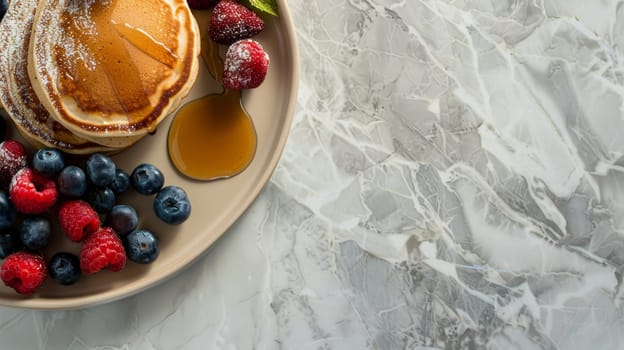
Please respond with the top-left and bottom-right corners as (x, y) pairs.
(167, 89), (257, 180)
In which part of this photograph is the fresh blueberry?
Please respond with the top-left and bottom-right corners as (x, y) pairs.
(48, 252), (81, 285)
(0, 232), (20, 259)
(32, 148), (65, 178)
(0, 117), (5, 142)
(86, 153), (116, 187)
(20, 216), (51, 250)
(57, 166), (87, 197)
(0, 192), (16, 231)
(85, 187), (116, 213)
(0, 0), (7, 24)
(124, 229), (159, 264)
(131, 163), (164, 195)
(153, 186), (191, 225)
(105, 204), (138, 236)
(110, 169), (130, 194)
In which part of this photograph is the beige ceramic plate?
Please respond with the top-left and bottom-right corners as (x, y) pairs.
(0, 0), (299, 310)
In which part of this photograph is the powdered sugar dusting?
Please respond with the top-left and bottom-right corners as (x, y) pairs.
(223, 39), (269, 90)
(0, 0), (37, 116)
(0, 0), (199, 150)
(208, 0), (264, 45)
(62, 0), (101, 70)
(28, 0), (201, 144)
(0, 141), (27, 187)
(0, 0), (106, 151)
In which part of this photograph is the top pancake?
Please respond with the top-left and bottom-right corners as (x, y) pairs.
(0, 0), (115, 154)
(28, 0), (201, 148)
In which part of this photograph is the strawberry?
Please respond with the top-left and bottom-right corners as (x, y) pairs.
(0, 140), (27, 188)
(186, 0), (219, 9)
(223, 39), (269, 89)
(209, 0), (264, 45)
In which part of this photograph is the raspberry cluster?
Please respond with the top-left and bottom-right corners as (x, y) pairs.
(0, 142), (191, 295)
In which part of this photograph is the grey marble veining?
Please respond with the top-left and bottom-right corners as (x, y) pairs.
(2, 0), (624, 349)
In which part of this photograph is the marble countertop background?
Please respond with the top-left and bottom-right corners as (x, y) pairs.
(2, 0), (624, 349)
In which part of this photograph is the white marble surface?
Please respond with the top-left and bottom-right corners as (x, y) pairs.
(3, 0), (624, 348)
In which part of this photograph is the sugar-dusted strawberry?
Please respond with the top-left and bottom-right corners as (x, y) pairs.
(0, 140), (27, 187)
(209, 0), (264, 45)
(223, 39), (269, 89)
(187, 0), (219, 9)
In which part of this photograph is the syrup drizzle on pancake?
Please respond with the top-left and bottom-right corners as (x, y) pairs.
(58, 1), (150, 114)
(0, 0), (112, 153)
(28, 0), (199, 147)
(113, 22), (179, 69)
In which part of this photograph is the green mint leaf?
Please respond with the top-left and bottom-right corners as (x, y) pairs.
(246, 0), (278, 16)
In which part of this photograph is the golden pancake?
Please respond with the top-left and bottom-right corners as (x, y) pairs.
(0, 0), (115, 154)
(29, 0), (200, 148)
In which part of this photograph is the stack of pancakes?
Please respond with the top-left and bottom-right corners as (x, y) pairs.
(0, 0), (200, 154)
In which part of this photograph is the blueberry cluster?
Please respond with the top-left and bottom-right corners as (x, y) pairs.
(0, 0), (7, 25)
(55, 151), (190, 265)
(0, 146), (191, 288)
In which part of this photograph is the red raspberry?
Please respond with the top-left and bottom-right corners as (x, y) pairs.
(0, 252), (47, 294)
(0, 140), (27, 187)
(80, 227), (126, 274)
(223, 39), (269, 90)
(58, 200), (100, 242)
(209, 0), (264, 45)
(187, 0), (219, 9)
(9, 167), (58, 214)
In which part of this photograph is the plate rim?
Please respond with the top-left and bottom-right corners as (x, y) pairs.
(0, 0), (300, 310)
